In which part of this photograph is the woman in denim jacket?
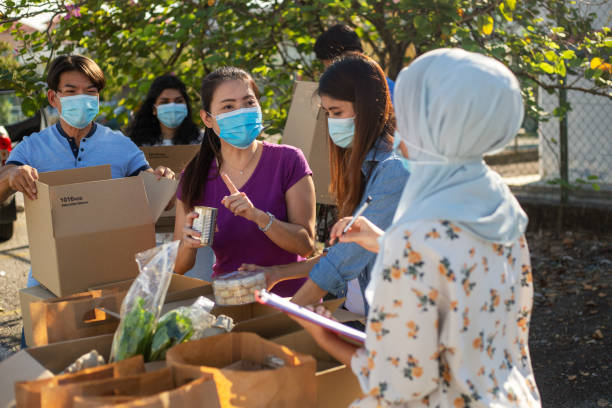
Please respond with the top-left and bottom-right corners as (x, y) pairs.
(241, 54), (409, 319)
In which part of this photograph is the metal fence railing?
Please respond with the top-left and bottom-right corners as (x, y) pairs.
(485, 83), (611, 200)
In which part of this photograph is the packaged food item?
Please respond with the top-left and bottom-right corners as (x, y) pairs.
(149, 297), (216, 361)
(112, 297), (156, 361)
(109, 241), (179, 362)
(212, 271), (266, 306)
(192, 206), (217, 246)
(199, 315), (235, 338)
(62, 350), (106, 374)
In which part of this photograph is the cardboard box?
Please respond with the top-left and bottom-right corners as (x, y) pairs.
(140, 145), (200, 233)
(273, 330), (363, 408)
(283, 81), (335, 205)
(19, 286), (56, 347)
(25, 165), (177, 296)
(89, 274), (212, 304)
(0, 334), (113, 408)
(19, 276), (211, 347)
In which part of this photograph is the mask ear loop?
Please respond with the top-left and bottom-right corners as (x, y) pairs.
(393, 132), (452, 165)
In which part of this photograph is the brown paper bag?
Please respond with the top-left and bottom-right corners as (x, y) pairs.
(166, 332), (317, 408)
(15, 355), (144, 408)
(50, 366), (220, 408)
(30, 289), (126, 346)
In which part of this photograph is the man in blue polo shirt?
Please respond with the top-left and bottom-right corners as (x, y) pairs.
(0, 56), (175, 346)
(0, 55), (174, 203)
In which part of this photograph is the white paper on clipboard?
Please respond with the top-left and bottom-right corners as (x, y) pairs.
(254, 289), (366, 344)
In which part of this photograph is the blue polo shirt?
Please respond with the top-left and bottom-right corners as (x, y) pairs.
(7, 122), (149, 178)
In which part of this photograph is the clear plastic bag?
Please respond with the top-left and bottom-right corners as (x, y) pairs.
(148, 296), (216, 361)
(110, 241), (179, 362)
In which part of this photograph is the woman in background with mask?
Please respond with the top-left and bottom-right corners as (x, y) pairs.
(173, 67), (316, 297)
(128, 74), (201, 146)
(241, 55), (409, 319)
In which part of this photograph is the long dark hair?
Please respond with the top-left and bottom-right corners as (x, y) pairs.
(181, 67), (260, 210)
(127, 74), (200, 146)
(318, 54), (394, 218)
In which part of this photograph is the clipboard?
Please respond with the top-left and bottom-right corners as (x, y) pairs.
(254, 289), (366, 344)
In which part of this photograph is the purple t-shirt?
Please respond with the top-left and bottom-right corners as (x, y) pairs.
(177, 142), (312, 297)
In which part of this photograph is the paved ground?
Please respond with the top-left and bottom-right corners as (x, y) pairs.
(0, 193), (28, 359)
(0, 192), (610, 408)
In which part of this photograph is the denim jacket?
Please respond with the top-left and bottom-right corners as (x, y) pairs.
(309, 142), (410, 313)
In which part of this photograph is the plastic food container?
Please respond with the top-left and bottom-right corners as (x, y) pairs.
(212, 271), (266, 306)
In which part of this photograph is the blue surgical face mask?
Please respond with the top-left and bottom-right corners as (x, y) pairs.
(214, 107), (263, 149)
(327, 117), (354, 148)
(393, 134), (411, 172)
(59, 94), (99, 129)
(156, 103), (188, 128)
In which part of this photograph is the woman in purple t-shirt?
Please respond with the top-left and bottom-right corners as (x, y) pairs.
(173, 67), (316, 297)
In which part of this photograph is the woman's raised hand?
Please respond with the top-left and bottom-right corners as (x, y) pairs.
(330, 216), (384, 253)
(221, 172), (258, 222)
(182, 211), (203, 249)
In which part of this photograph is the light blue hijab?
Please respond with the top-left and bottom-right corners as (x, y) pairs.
(391, 48), (528, 244)
(366, 48), (528, 305)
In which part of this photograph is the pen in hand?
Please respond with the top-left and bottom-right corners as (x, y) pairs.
(323, 195), (373, 254)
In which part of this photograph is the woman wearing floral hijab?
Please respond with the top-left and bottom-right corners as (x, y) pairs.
(295, 49), (542, 407)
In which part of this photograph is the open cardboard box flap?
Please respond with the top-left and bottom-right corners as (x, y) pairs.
(38, 165), (111, 186)
(139, 145), (199, 174)
(0, 351), (52, 408)
(140, 171), (179, 222)
(282, 81), (334, 204)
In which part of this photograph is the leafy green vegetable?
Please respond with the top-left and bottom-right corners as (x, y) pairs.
(111, 297), (156, 362)
(148, 310), (194, 361)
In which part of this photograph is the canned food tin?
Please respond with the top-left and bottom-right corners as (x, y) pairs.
(192, 206), (217, 246)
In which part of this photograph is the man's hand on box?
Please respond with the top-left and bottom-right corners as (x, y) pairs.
(8, 165), (39, 200)
(153, 166), (175, 180)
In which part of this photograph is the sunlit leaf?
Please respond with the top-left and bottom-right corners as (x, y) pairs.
(540, 62), (555, 74)
(499, 3), (512, 22)
(590, 57), (603, 69)
(481, 16), (494, 36)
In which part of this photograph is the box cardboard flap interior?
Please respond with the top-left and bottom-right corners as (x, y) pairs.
(24, 182), (58, 276)
(90, 275), (212, 304)
(49, 176), (151, 237)
(38, 165), (111, 186)
(25, 333), (115, 374)
(282, 81), (320, 157)
(0, 351), (53, 408)
(140, 145), (200, 173)
(282, 81), (333, 204)
(140, 171), (179, 222)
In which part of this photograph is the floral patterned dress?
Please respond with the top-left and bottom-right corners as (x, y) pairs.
(351, 219), (541, 408)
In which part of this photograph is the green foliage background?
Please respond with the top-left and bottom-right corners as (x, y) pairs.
(0, 0), (610, 136)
